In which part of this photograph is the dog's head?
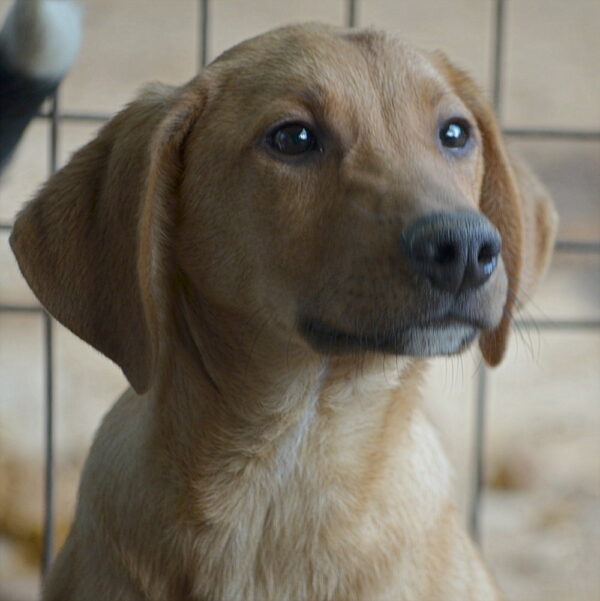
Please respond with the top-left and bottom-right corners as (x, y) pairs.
(10, 25), (557, 393)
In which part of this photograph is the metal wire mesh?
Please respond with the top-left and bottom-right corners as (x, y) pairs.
(0, 0), (598, 581)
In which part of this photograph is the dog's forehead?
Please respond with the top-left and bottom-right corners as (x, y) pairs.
(209, 25), (449, 112)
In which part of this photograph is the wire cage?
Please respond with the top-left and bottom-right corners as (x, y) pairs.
(0, 0), (598, 589)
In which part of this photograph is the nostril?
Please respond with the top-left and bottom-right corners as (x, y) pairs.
(477, 243), (495, 264)
(477, 240), (501, 275)
(434, 242), (457, 265)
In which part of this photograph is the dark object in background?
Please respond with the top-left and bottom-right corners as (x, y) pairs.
(0, 0), (82, 173)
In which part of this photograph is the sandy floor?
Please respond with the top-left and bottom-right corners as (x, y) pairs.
(0, 1), (598, 600)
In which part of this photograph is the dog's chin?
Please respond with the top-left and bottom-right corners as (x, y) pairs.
(299, 317), (480, 357)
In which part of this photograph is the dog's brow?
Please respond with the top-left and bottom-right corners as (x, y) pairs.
(282, 86), (327, 112)
(420, 80), (452, 108)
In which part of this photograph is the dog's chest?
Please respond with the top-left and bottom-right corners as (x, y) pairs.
(184, 407), (452, 601)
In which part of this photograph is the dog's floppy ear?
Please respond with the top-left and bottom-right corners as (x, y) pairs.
(432, 52), (557, 366)
(10, 81), (207, 392)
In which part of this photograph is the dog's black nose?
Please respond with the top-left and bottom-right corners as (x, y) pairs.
(401, 211), (501, 295)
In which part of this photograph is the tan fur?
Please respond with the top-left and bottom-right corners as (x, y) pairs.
(10, 24), (556, 601)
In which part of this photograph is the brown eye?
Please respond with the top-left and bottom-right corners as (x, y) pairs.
(268, 123), (319, 155)
(439, 119), (471, 149)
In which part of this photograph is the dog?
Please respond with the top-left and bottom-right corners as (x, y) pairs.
(10, 23), (557, 601)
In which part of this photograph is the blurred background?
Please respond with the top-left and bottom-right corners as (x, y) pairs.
(0, 1), (598, 600)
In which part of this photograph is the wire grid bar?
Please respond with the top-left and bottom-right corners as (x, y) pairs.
(25, 110), (600, 142)
(3, 217), (598, 255)
(0, 0), (598, 580)
(469, 0), (505, 543)
(469, 366), (488, 539)
(503, 128), (600, 141)
(198, 0), (209, 69)
(491, 0), (505, 117)
(38, 91), (59, 578)
(347, 0), (357, 27)
(3, 301), (598, 331)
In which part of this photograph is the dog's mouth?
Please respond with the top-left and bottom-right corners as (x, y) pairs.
(298, 315), (480, 357)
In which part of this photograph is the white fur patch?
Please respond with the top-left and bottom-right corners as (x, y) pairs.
(1, 0), (82, 79)
(405, 324), (475, 356)
(272, 364), (327, 483)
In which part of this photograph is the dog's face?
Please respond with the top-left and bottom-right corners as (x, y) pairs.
(178, 28), (505, 358)
(10, 25), (556, 392)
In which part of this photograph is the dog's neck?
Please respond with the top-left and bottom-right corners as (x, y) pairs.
(152, 293), (425, 497)
(144, 295), (449, 598)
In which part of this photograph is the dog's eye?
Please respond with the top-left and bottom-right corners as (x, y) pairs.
(268, 123), (319, 155)
(439, 119), (470, 149)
